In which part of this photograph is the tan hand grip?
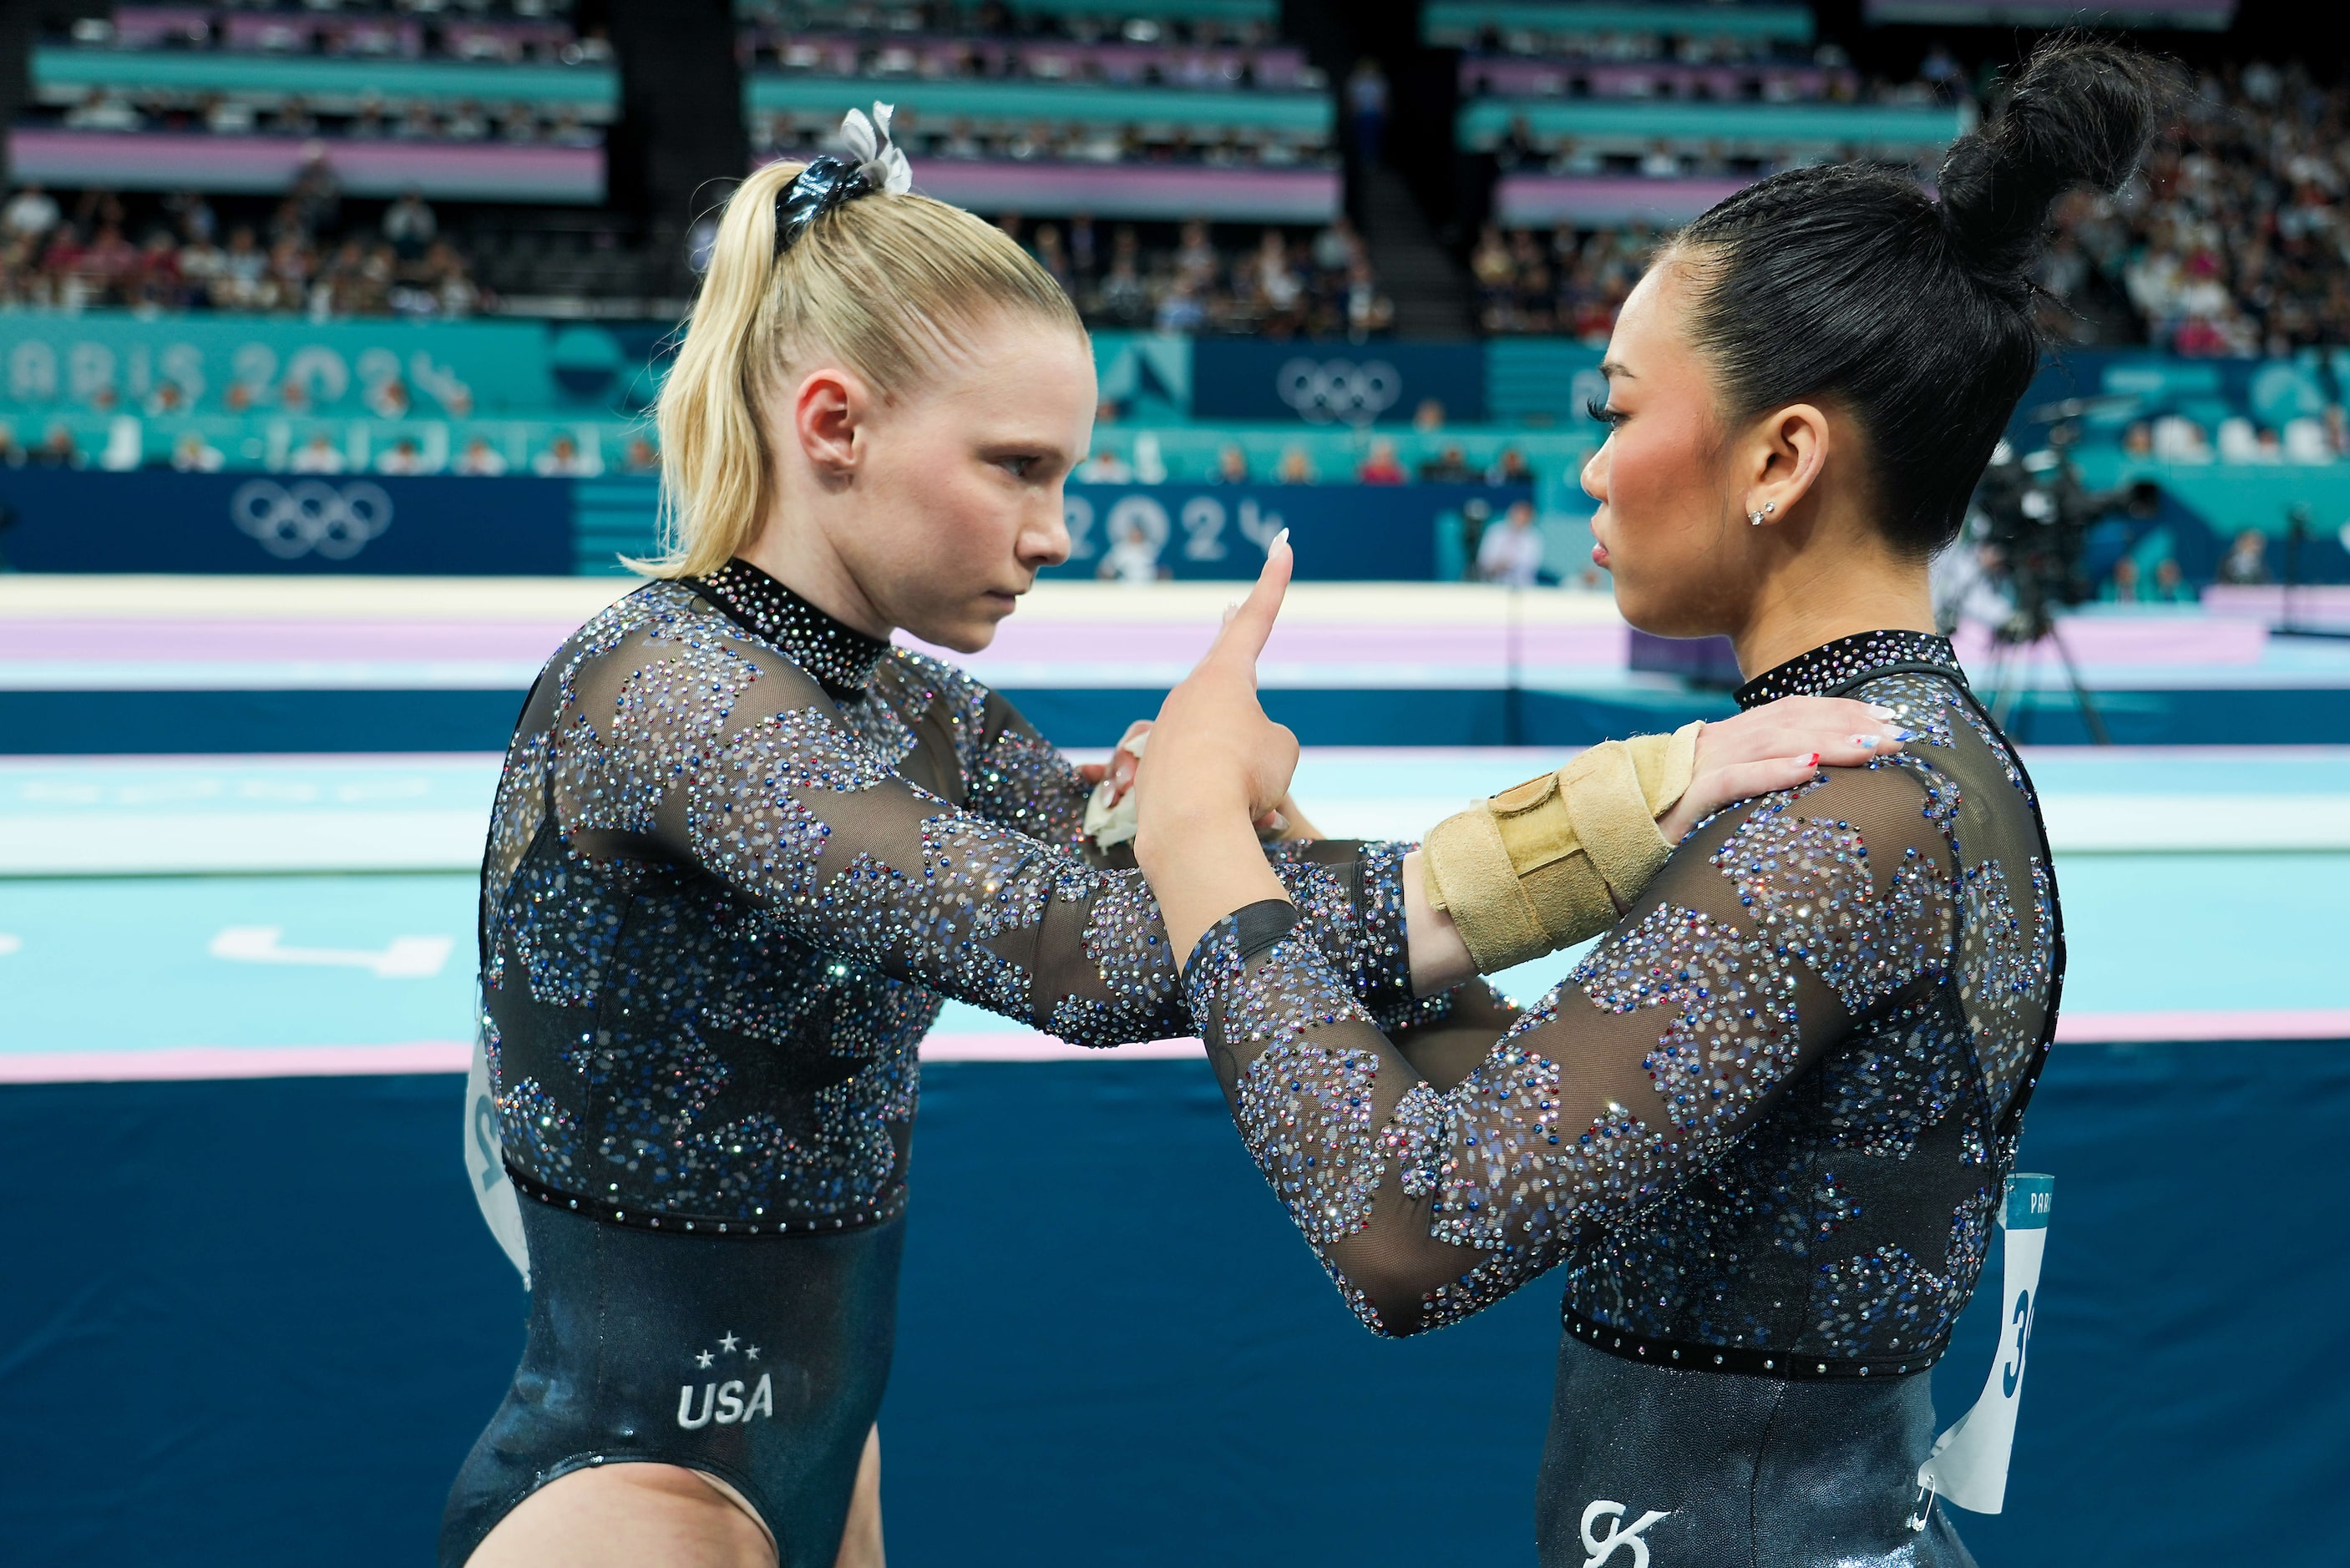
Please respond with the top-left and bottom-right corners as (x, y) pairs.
(1421, 721), (1702, 971)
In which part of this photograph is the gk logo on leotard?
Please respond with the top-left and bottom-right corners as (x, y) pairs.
(1581, 1500), (1671, 1567)
(676, 1331), (775, 1429)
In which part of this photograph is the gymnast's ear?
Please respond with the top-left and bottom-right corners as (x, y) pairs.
(788, 365), (876, 483)
(1734, 401), (1831, 530)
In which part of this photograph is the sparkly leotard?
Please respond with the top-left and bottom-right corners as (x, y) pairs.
(1183, 632), (2060, 1565)
(443, 561), (1429, 1565)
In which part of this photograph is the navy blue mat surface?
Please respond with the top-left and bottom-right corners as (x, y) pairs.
(0, 1044), (2342, 1565)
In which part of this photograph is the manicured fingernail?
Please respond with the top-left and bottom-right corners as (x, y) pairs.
(1851, 734), (1883, 750)
(1866, 704), (1898, 720)
(1804, 752), (1820, 766)
(1889, 726), (1919, 742)
(1271, 528), (1290, 549)
(1267, 810), (1288, 832)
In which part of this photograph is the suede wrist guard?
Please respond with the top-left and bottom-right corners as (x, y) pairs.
(1421, 721), (1704, 971)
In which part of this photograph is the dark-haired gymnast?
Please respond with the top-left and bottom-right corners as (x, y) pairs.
(1131, 40), (2169, 1565)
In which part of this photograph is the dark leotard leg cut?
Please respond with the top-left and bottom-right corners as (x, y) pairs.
(439, 1200), (904, 1568)
(1536, 1332), (1977, 1567)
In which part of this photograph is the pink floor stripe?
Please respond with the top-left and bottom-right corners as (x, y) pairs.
(0, 1040), (474, 1083)
(2052, 1008), (2350, 1043)
(918, 1033), (1203, 1062)
(6, 1011), (2346, 1084)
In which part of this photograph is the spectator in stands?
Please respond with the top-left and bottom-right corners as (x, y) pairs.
(3, 185), (59, 245)
(1419, 443), (1475, 483)
(532, 433), (598, 477)
(171, 431), (225, 473)
(34, 426), (81, 468)
(1348, 58), (1389, 166)
(1098, 513), (1168, 583)
(288, 432), (345, 473)
(0, 422), (22, 468)
(623, 437), (661, 474)
(1344, 260), (1393, 339)
(2151, 558), (2196, 603)
(1275, 445), (1317, 484)
(162, 190), (215, 246)
(129, 230), (181, 309)
(1155, 279), (1205, 335)
(1079, 447), (1133, 483)
(269, 235), (313, 311)
(1033, 225), (1072, 291)
(446, 99), (490, 142)
(383, 189), (437, 262)
(176, 227), (225, 301)
(377, 437), (429, 475)
(218, 225), (269, 310)
(1174, 220), (1218, 283)
(428, 241), (483, 318)
(2151, 413), (2211, 463)
(1412, 398), (1446, 433)
(1476, 499), (1545, 585)
(1098, 248), (1149, 326)
(290, 149), (342, 237)
(455, 436), (509, 476)
(1358, 438), (1406, 484)
(1213, 445), (1251, 483)
(2102, 556), (2141, 603)
(1314, 215), (1360, 275)
(1488, 447), (1535, 485)
(83, 221), (137, 292)
(2218, 529), (2271, 584)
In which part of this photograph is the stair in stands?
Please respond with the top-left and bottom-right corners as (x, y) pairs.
(1358, 163), (1476, 341)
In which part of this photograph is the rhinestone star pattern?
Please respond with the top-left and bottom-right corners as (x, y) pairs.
(1181, 631), (2063, 1370)
(479, 570), (1425, 1233)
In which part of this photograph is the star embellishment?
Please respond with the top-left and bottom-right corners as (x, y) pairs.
(696, 1350), (714, 1369)
(719, 1331), (741, 1353)
(747, 1346), (761, 1362)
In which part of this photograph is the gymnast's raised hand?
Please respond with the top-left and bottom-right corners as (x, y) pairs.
(1129, 535), (1912, 982)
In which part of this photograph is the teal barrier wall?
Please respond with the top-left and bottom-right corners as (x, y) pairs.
(32, 47), (618, 109)
(747, 77), (1330, 131)
(1425, 2), (1814, 43)
(1457, 99), (1965, 149)
(0, 314), (669, 419)
(5, 316), (2337, 554)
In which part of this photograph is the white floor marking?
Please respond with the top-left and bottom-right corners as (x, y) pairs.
(207, 926), (454, 979)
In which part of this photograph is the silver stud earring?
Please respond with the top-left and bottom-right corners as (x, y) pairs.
(1748, 501), (1777, 527)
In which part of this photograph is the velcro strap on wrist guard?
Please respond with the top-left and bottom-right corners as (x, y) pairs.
(1422, 721), (1703, 971)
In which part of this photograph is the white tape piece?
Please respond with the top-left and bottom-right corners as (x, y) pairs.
(1081, 730), (1149, 849)
(1914, 1173), (2053, 1520)
(465, 1033), (531, 1287)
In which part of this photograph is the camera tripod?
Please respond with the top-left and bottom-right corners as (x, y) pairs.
(1975, 609), (2112, 746)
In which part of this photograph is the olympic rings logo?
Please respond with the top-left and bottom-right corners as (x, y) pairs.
(1276, 357), (1401, 427)
(230, 480), (395, 560)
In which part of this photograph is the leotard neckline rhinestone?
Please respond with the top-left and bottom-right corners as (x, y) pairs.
(1734, 630), (1965, 710)
(691, 558), (892, 701)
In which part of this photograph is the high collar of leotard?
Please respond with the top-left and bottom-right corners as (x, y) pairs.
(1734, 629), (1965, 710)
(693, 557), (891, 701)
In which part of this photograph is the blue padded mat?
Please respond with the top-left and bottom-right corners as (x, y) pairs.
(0, 1046), (2342, 1565)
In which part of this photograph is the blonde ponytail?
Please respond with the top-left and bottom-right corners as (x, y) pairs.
(643, 154), (1085, 578)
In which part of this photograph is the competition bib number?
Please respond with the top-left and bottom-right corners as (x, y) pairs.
(465, 1034), (532, 1287)
(1912, 1172), (2052, 1522)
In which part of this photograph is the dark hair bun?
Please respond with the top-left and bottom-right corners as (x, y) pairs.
(1935, 38), (2174, 289)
